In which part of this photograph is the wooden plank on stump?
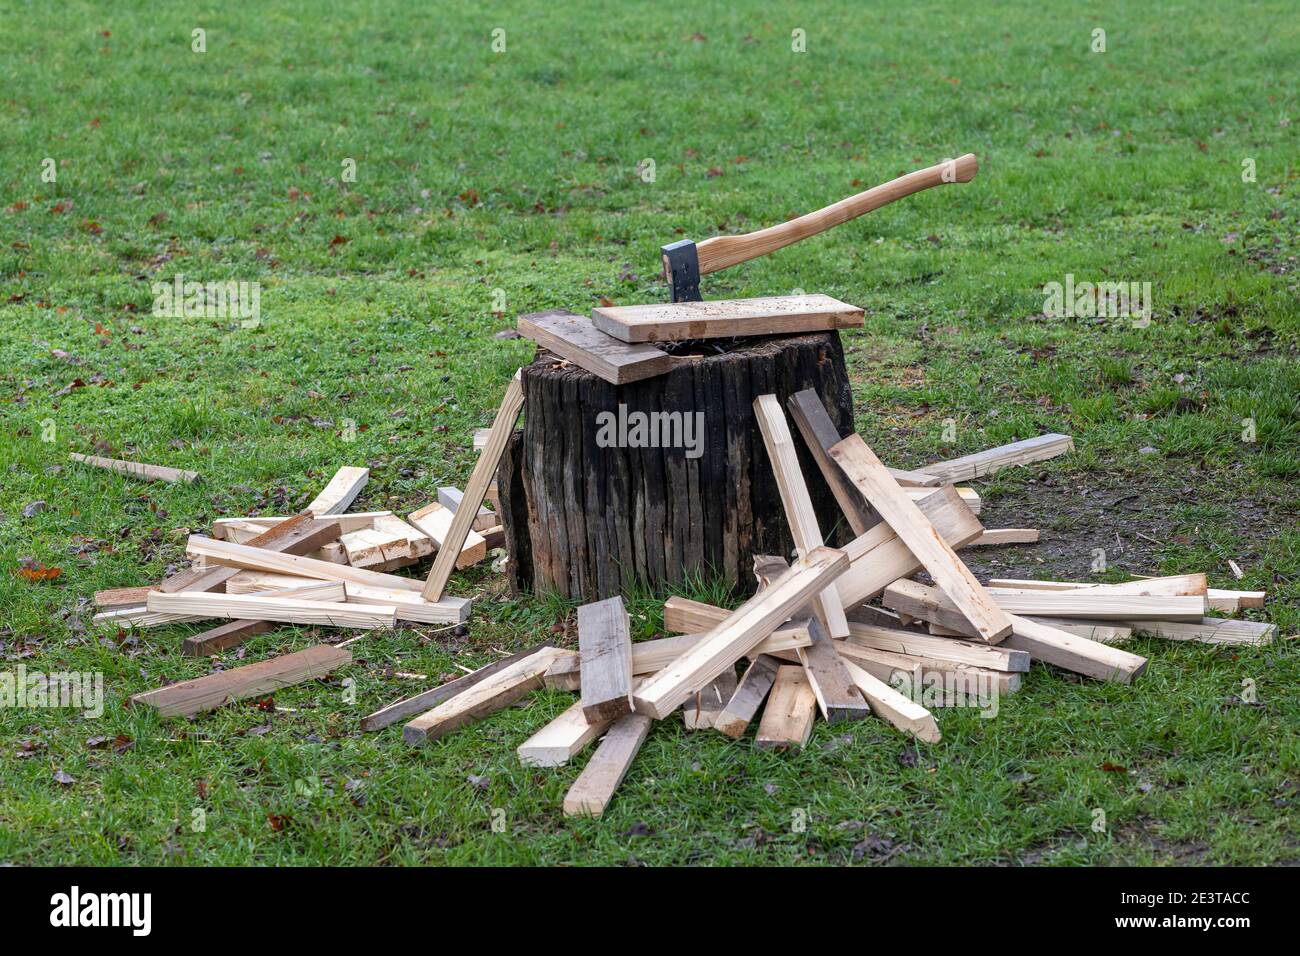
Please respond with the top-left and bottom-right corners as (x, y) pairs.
(754, 665), (817, 750)
(592, 294), (864, 344)
(578, 596), (634, 723)
(422, 371), (524, 601)
(830, 434), (1011, 643)
(403, 646), (567, 745)
(633, 546), (849, 719)
(563, 713), (652, 817)
(518, 309), (677, 385)
(130, 645), (351, 717)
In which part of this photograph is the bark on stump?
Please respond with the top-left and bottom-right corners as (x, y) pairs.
(498, 330), (856, 602)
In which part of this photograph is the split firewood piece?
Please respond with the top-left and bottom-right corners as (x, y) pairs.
(749, 553), (863, 721)
(633, 546), (850, 720)
(178, 581), (347, 655)
(172, 513), (344, 595)
(985, 574), (1207, 597)
(190, 534), (403, 591)
(798, 618), (871, 723)
(838, 657), (940, 742)
(578, 596), (634, 723)
(544, 625), (812, 691)
(714, 655), (782, 739)
(422, 371), (524, 601)
(518, 308), (677, 385)
(836, 485), (984, 609)
(563, 712), (653, 817)
(437, 486), (496, 532)
(660, 597), (814, 649)
(754, 665), (818, 750)
(403, 646), (567, 745)
(408, 502), (487, 569)
(130, 645), (351, 718)
(212, 512), (392, 540)
(362, 643), (552, 731)
(185, 534), (472, 622)
(69, 452), (199, 484)
(982, 588), (1206, 621)
(340, 525), (415, 569)
(987, 575), (1260, 612)
(305, 466), (369, 515)
(182, 620), (275, 657)
(519, 699), (615, 767)
(786, 389), (879, 535)
(920, 433), (1074, 484)
(887, 580), (1147, 683)
(223, 571), (465, 624)
(906, 486), (980, 513)
(830, 435), (1011, 643)
(846, 614), (1030, 672)
(1121, 618), (1277, 646)
(753, 394), (851, 638)
(836, 642), (1021, 696)
(1020, 619), (1133, 643)
(92, 606), (207, 629)
(969, 529), (1040, 546)
(95, 585), (158, 610)
(148, 589), (394, 630)
(342, 583), (472, 624)
(682, 667), (739, 730)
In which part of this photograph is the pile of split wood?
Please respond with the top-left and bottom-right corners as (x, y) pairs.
(92, 373), (1276, 820)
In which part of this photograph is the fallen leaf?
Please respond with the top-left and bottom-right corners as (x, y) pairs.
(53, 769), (76, 786)
(16, 564), (62, 582)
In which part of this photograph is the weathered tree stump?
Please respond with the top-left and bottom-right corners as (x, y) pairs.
(498, 331), (856, 602)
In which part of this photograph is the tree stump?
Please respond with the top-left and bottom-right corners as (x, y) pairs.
(498, 331), (856, 602)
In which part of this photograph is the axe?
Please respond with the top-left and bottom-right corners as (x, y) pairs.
(661, 153), (978, 302)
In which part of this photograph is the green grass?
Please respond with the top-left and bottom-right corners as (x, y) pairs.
(1, 0), (1297, 865)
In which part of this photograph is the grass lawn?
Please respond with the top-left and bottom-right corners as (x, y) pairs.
(1, 0), (1297, 866)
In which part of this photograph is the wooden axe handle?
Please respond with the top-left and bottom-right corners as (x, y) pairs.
(695, 153), (978, 276)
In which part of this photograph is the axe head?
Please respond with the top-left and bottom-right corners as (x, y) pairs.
(660, 239), (701, 302)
